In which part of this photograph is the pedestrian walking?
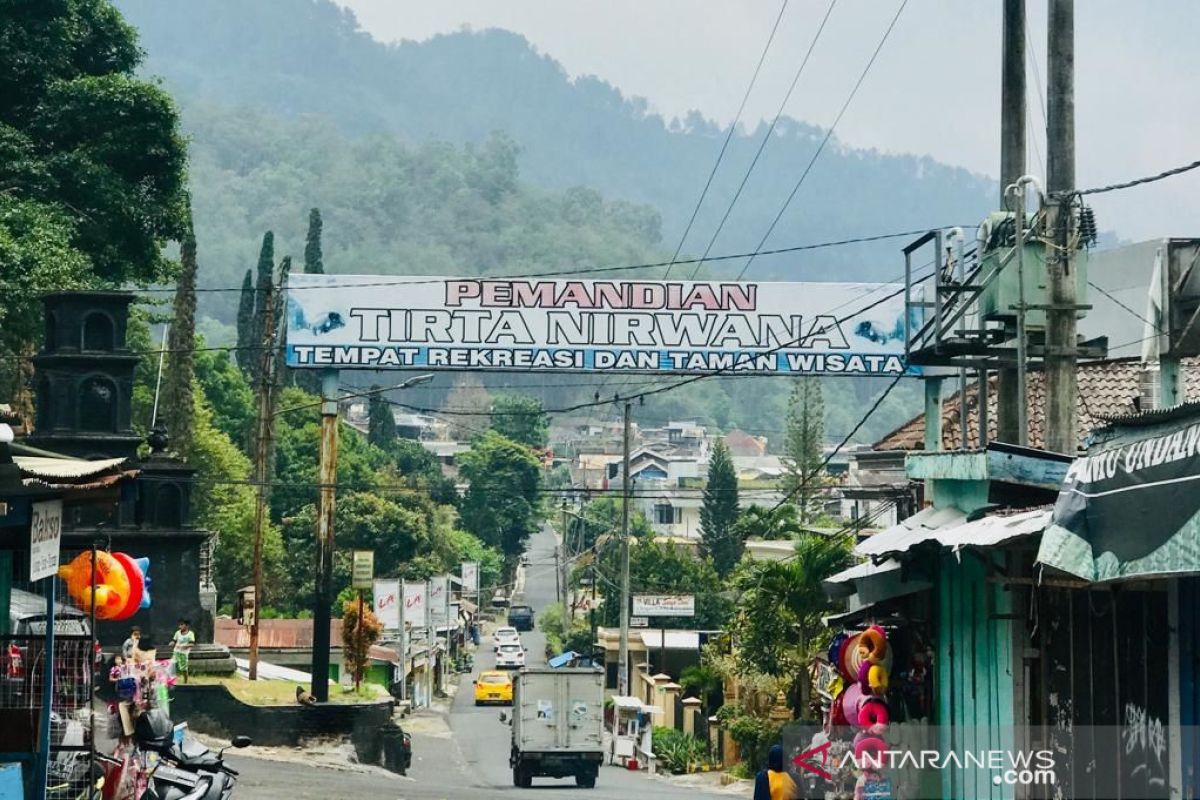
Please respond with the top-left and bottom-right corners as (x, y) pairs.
(753, 744), (799, 800)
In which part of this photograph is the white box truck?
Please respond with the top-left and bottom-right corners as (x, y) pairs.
(508, 667), (604, 788)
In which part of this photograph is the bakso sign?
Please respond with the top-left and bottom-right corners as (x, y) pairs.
(285, 275), (913, 376)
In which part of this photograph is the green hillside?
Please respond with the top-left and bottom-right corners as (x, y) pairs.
(116, 0), (996, 283)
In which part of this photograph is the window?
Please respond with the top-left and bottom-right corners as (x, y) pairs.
(82, 312), (115, 352)
(78, 376), (117, 432)
(654, 504), (681, 525)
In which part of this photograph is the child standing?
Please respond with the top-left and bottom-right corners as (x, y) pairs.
(171, 619), (195, 683)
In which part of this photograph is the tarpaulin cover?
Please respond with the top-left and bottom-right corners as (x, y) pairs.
(1037, 415), (1200, 581)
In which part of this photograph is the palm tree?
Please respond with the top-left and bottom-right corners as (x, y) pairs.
(680, 663), (725, 717)
(733, 533), (852, 719)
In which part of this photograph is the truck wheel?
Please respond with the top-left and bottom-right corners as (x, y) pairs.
(513, 766), (532, 788)
(575, 774), (596, 788)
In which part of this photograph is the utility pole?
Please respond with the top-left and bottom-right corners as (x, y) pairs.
(560, 500), (570, 612)
(617, 401), (632, 698)
(995, 0), (1026, 445)
(311, 368), (339, 702)
(554, 544), (563, 610)
(1044, 0), (1078, 454)
(248, 276), (277, 681)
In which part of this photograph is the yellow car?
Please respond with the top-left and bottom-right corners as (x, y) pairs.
(474, 670), (514, 706)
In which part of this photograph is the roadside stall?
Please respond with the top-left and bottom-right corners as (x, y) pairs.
(607, 695), (656, 769)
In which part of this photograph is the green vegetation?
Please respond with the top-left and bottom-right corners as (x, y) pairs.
(0, 0), (189, 400)
(699, 441), (742, 578)
(490, 395), (549, 449)
(537, 603), (593, 658)
(594, 538), (731, 631)
(783, 379), (826, 521)
(651, 727), (711, 774)
(457, 431), (543, 560)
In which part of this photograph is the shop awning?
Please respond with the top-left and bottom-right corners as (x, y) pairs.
(638, 630), (699, 650)
(1038, 407), (1200, 582)
(854, 506), (967, 558)
(822, 558), (931, 605)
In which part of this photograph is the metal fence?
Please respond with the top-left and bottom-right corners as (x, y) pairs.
(1, 565), (98, 799)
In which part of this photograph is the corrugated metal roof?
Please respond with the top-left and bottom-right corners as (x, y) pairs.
(823, 558), (903, 586)
(935, 508), (1050, 552)
(853, 506), (1049, 559)
(854, 506), (967, 558)
(15, 455), (126, 480)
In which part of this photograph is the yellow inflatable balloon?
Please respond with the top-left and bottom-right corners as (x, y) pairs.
(868, 663), (889, 696)
(57, 551), (131, 619)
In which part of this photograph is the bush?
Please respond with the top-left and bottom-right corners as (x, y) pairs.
(652, 727), (710, 774)
(716, 705), (781, 771)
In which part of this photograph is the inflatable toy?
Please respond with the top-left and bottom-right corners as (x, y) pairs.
(853, 734), (887, 765)
(840, 682), (866, 728)
(110, 552), (145, 621)
(860, 625), (888, 660)
(831, 687), (850, 727)
(859, 698), (890, 729)
(868, 663), (889, 696)
(57, 551), (152, 620)
(136, 557), (152, 609)
(58, 551), (130, 618)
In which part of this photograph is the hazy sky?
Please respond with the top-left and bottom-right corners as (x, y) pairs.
(336, 0), (1199, 241)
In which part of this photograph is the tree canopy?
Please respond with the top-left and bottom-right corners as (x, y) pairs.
(699, 441), (742, 578)
(490, 394), (549, 449)
(457, 431), (543, 559)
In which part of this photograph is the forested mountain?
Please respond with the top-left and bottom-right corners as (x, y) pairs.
(117, 0), (996, 283)
(109, 0), (957, 442)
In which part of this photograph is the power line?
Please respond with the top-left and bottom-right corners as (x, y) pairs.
(131, 226), (960, 294)
(685, 0), (840, 281)
(663, 0), (791, 280)
(736, 0), (909, 281)
(1073, 157), (1200, 197)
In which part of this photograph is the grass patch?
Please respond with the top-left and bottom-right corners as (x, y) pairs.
(188, 675), (390, 706)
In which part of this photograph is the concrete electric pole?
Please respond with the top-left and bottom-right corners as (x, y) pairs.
(617, 401), (632, 698)
(995, 0), (1026, 445)
(1044, 0), (1078, 454)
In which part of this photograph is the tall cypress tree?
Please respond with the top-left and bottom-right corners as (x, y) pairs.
(304, 208), (324, 274)
(783, 379), (826, 522)
(272, 256), (292, 390)
(163, 209), (198, 454)
(297, 208), (323, 394)
(249, 231), (274, 387)
(699, 441), (742, 578)
(368, 386), (397, 451)
(236, 269), (255, 376)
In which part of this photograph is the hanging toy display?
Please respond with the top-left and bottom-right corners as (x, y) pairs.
(58, 551), (152, 621)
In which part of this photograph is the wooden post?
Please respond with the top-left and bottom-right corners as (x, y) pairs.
(311, 368), (339, 702)
(248, 276), (276, 681)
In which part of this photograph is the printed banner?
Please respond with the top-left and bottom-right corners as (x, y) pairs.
(285, 274), (914, 376)
(429, 575), (449, 629)
(1038, 417), (1200, 581)
(373, 579), (400, 631)
(403, 581), (428, 629)
(461, 561), (479, 596)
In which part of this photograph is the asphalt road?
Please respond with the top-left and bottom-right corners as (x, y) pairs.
(227, 524), (732, 799)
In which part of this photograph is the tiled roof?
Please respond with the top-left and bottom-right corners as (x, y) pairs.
(875, 358), (1200, 452)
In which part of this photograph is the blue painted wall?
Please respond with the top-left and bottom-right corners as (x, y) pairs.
(936, 551), (1016, 800)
